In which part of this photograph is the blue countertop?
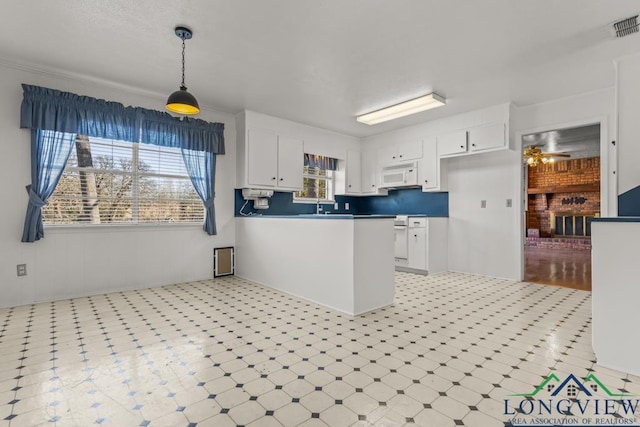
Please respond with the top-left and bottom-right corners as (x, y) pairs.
(592, 217), (640, 223)
(237, 214), (396, 219)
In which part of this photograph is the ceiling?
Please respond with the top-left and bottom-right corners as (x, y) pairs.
(523, 124), (601, 160)
(1, 1), (639, 138)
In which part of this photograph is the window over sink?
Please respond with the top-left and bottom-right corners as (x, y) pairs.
(293, 165), (334, 203)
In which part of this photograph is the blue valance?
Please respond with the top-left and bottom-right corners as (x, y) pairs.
(20, 84), (224, 153)
(304, 153), (338, 171)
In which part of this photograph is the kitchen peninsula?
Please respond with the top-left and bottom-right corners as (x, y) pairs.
(235, 215), (395, 315)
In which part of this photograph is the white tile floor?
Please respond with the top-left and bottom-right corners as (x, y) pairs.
(0, 272), (638, 426)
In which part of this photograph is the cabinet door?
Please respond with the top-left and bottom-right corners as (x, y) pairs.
(397, 139), (423, 161)
(419, 137), (438, 190)
(361, 149), (378, 194)
(469, 123), (505, 152)
(437, 130), (468, 157)
(277, 135), (303, 190)
(377, 145), (398, 164)
(247, 129), (278, 187)
(408, 227), (427, 270)
(345, 150), (362, 193)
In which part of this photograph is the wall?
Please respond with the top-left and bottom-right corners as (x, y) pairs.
(0, 63), (236, 308)
(616, 54), (640, 215)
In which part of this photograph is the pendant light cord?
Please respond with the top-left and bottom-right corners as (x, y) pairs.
(181, 37), (186, 89)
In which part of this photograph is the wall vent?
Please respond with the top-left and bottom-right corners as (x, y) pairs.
(612, 15), (639, 38)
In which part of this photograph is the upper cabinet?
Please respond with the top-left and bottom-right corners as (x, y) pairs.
(438, 122), (506, 158)
(418, 136), (442, 191)
(237, 111), (304, 191)
(245, 129), (303, 191)
(377, 139), (423, 164)
(344, 150), (362, 194)
(468, 123), (506, 152)
(437, 130), (468, 157)
(361, 150), (379, 194)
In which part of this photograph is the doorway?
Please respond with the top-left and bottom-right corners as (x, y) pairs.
(522, 124), (600, 291)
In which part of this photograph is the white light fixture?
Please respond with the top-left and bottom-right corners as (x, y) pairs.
(357, 92), (446, 125)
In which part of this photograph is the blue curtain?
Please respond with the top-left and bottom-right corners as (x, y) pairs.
(20, 84), (225, 154)
(19, 84), (226, 239)
(181, 149), (217, 235)
(304, 153), (338, 171)
(22, 129), (76, 242)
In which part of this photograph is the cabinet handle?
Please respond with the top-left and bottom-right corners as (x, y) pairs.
(414, 234), (418, 237)
(392, 156), (396, 159)
(348, 184), (352, 188)
(424, 180), (428, 183)
(371, 184), (375, 187)
(271, 177), (276, 180)
(279, 178), (284, 181)
(460, 145), (464, 149)
(472, 143), (476, 147)
(399, 154), (403, 158)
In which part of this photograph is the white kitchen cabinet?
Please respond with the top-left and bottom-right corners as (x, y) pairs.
(468, 122), (506, 152)
(408, 218), (427, 271)
(245, 128), (303, 190)
(418, 136), (440, 191)
(345, 149), (362, 194)
(378, 139), (423, 164)
(437, 130), (468, 157)
(361, 149), (379, 194)
(397, 217), (448, 274)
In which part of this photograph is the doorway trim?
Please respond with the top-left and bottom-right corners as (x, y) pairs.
(515, 115), (612, 282)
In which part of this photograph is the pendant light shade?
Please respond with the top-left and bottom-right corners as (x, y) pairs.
(167, 86), (200, 115)
(166, 26), (200, 115)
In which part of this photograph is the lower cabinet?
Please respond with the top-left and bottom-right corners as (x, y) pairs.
(397, 217), (448, 274)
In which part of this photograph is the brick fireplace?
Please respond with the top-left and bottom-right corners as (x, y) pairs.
(525, 157), (600, 250)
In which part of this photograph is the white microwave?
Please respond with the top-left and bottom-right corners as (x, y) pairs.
(380, 162), (419, 188)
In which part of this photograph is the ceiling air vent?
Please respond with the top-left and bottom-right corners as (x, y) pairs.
(612, 15), (639, 38)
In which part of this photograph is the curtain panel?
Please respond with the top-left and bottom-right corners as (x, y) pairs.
(19, 84), (225, 241)
(304, 153), (338, 171)
(20, 84), (225, 153)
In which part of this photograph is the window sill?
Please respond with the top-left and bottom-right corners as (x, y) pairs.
(44, 222), (204, 233)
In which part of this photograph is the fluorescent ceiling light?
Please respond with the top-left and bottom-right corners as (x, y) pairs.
(357, 92), (446, 125)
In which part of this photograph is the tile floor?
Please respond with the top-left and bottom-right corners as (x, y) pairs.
(0, 272), (638, 427)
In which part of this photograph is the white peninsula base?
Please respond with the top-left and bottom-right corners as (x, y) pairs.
(235, 216), (395, 315)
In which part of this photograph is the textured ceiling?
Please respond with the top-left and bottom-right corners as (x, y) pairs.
(1, 1), (639, 137)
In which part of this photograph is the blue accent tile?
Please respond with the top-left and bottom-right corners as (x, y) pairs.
(133, 404), (143, 410)
(8, 400), (19, 405)
(96, 417), (106, 424)
(619, 185), (640, 216)
(187, 423), (197, 427)
(234, 188), (448, 217)
(91, 402), (101, 408)
(140, 421), (150, 427)
(197, 382), (205, 387)
(167, 392), (176, 398)
(50, 401), (60, 407)
(49, 416), (61, 422)
(88, 389), (97, 395)
(128, 391), (136, 397)
(176, 406), (186, 412)
(159, 380), (168, 386)
(123, 379), (130, 384)
(4, 415), (17, 421)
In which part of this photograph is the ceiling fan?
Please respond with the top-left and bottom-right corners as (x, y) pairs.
(523, 145), (570, 167)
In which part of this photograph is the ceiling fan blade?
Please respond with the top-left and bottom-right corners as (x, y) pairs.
(542, 152), (571, 157)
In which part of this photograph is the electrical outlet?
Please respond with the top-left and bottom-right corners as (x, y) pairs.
(345, 202), (350, 210)
(506, 199), (513, 208)
(480, 200), (487, 208)
(334, 202), (339, 210)
(17, 264), (27, 277)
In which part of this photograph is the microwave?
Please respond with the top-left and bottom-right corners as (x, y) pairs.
(380, 162), (419, 188)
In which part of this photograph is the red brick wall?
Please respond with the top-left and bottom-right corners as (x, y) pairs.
(526, 157), (600, 237)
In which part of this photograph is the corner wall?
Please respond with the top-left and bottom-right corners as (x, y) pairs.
(0, 63), (236, 308)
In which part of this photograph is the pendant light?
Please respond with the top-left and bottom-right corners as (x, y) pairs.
(166, 26), (200, 115)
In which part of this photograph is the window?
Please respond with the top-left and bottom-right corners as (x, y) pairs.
(43, 135), (204, 225)
(293, 166), (334, 203)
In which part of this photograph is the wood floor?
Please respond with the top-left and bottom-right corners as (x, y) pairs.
(524, 246), (592, 291)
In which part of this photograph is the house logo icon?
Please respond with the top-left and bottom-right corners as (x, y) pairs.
(503, 373), (639, 426)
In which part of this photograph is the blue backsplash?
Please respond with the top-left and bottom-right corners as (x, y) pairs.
(234, 188), (448, 217)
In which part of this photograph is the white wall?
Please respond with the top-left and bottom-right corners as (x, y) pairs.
(616, 54), (640, 196)
(0, 63), (236, 308)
